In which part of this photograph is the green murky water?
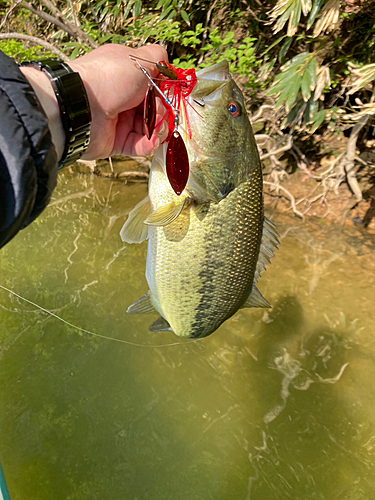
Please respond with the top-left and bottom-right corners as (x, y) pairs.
(1, 166), (375, 500)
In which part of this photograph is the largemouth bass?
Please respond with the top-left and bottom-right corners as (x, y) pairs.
(120, 61), (278, 338)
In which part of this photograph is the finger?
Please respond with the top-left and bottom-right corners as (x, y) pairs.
(134, 111), (145, 136)
(123, 132), (160, 157)
(134, 45), (169, 78)
(111, 109), (135, 156)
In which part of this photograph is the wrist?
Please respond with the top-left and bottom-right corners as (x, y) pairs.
(20, 66), (65, 160)
(20, 59), (91, 168)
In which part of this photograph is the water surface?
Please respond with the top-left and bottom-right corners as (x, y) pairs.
(0, 167), (375, 500)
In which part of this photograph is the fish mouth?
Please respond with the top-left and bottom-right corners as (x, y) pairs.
(192, 61), (231, 100)
(195, 60), (230, 81)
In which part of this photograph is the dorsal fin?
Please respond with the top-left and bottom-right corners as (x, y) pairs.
(241, 217), (279, 310)
(253, 217), (280, 284)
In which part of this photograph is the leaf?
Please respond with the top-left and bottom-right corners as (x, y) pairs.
(279, 37), (293, 62)
(285, 76), (301, 112)
(275, 76), (297, 108)
(273, 4), (294, 34)
(301, 0), (312, 16)
(70, 46), (80, 59)
(167, 8), (176, 19)
(158, 5), (173, 21)
(274, 65), (299, 82)
(284, 99), (305, 128)
(268, 0), (295, 22)
(313, 0), (340, 37)
(306, 55), (317, 89)
(157, 0), (171, 8)
(301, 67), (312, 101)
(181, 10), (190, 24)
(133, 0), (142, 17)
(348, 63), (375, 95)
(268, 70), (300, 95)
(222, 32), (235, 45)
(282, 52), (310, 71)
(94, 0), (107, 14)
(310, 109), (327, 132)
(287, 1), (301, 37)
(314, 65), (330, 101)
(124, 1), (134, 18)
(99, 34), (114, 43)
(263, 34), (287, 55)
(303, 97), (312, 122)
(307, 0), (324, 29)
(99, 5), (108, 21)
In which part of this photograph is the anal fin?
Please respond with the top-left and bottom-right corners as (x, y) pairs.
(120, 196), (151, 244)
(145, 198), (188, 227)
(149, 316), (172, 332)
(241, 285), (271, 309)
(127, 291), (155, 314)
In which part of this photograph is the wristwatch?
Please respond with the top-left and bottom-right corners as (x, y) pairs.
(19, 58), (91, 169)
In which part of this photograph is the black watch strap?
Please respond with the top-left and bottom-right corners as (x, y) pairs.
(19, 58), (91, 169)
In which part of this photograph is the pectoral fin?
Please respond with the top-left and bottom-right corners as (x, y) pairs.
(241, 285), (270, 309)
(120, 196), (151, 244)
(145, 198), (188, 227)
(149, 316), (172, 332)
(127, 291), (155, 314)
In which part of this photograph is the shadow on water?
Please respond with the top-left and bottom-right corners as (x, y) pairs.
(219, 295), (375, 500)
(0, 168), (375, 499)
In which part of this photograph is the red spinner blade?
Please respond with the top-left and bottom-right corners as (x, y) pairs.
(144, 84), (156, 140)
(166, 131), (189, 196)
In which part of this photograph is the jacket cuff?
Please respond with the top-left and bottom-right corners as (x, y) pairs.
(0, 50), (58, 249)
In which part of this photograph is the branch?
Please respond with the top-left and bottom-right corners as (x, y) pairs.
(0, 33), (70, 61)
(259, 134), (293, 160)
(94, 171), (149, 180)
(197, 0), (219, 64)
(67, 0), (80, 27)
(250, 104), (275, 123)
(0, 0), (22, 30)
(37, 0), (98, 49)
(341, 84), (375, 202)
(263, 181), (304, 219)
(20, 2), (76, 38)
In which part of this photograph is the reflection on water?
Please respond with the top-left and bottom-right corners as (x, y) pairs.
(0, 166), (375, 500)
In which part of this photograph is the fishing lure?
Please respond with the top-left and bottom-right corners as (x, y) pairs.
(130, 55), (198, 196)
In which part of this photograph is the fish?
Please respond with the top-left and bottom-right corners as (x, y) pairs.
(120, 60), (279, 338)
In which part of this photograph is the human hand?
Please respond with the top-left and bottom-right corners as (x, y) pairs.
(20, 44), (169, 162)
(69, 44), (168, 160)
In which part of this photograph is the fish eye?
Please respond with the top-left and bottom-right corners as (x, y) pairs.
(227, 101), (241, 117)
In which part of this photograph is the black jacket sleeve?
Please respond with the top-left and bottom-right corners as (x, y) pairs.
(0, 50), (58, 250)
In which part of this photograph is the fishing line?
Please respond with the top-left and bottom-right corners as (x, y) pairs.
(0, 285), (203, 348)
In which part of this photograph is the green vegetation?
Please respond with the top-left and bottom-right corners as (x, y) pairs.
(1, 0), (374, 222)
